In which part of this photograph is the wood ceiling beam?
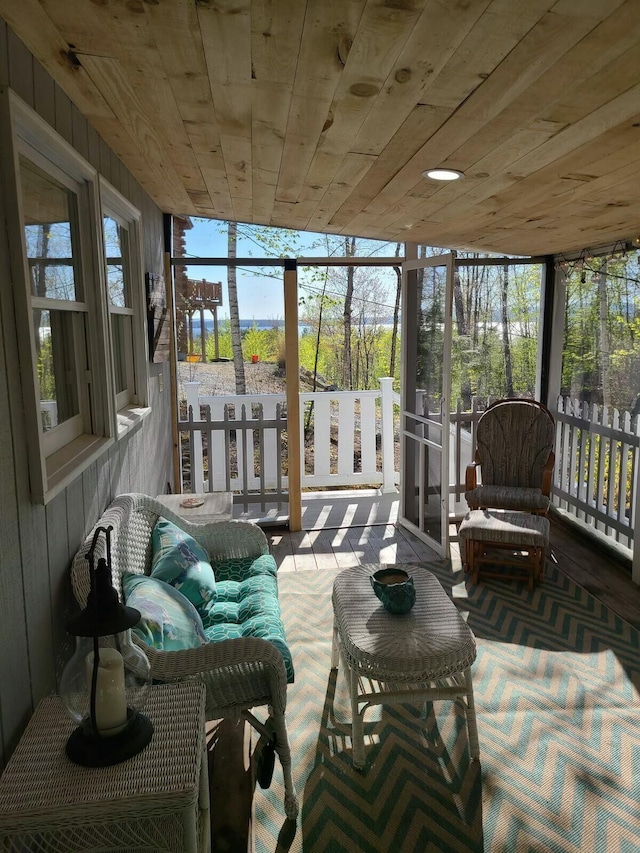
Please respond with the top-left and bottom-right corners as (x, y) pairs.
(249, 1), (306, 224)
(144, 0), (232, 219)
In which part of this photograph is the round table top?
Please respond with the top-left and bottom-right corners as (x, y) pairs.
(332, 564), (476, 682)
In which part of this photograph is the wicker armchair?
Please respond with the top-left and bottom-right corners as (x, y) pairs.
(69, 493), (298, 819)
(465, 399), (555, 515)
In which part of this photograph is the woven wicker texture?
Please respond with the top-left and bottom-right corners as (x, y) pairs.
(459, 510), (550, 547)
(331, 565), (479, 768)
(466, 399), (554, 513)
(0, 683), (206, 853)
(69, 493), (298, 819)
(332, 565), (477, 683)
(459, 509), (549, 590)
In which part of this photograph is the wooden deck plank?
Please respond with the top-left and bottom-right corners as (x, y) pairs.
(339, 533), (380, 567)
(396, 524), (442, 562)
(548, 516), (640, 629)
(320, 527), (362, 568)
(264, 494), (640, 627)
(288, 530), (318, 572)
(268, 529), (295, 572)
(306, 529), (340, 571)
(206, 718), (252, 853)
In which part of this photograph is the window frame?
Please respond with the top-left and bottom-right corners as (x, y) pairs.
(20, 149), (93, 458)
(99, 178), (149, 425)
(3, 90), (145, 503)
(32, 307), (88, 456)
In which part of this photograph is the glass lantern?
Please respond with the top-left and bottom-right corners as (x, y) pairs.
(60, 525), (154, 767)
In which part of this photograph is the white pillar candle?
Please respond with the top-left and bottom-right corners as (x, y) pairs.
(85, 647), (128, 736)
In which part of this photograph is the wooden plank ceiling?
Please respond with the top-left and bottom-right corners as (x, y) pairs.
(3, 0), (640, 256)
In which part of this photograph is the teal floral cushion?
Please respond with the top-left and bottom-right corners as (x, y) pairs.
(122, 573), (207, 651)
(151, 518), (217, 611)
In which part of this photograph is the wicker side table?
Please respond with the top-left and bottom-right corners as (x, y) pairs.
(154, 492), (233, 524)
(0, 682), (210, 853)
(331, 564), (480, 769)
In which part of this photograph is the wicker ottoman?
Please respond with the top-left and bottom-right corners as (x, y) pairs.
(459, 509), (550, 590)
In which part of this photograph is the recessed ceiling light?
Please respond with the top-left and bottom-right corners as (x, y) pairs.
(423, 168), (464, 181)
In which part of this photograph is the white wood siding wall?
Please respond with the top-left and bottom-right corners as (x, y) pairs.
(0, 21), (174, 769)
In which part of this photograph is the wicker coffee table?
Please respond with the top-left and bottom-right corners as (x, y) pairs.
(0, 682), (209, 853)
(331, 564), (479, 769)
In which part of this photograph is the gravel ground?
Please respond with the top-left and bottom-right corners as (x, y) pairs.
(178, 360), (286, 398)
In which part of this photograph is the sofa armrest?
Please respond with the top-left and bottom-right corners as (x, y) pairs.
(70, 493), (270, 610)
(140, 635), (289, 716)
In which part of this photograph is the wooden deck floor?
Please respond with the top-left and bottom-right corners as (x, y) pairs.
(209, 492), (640, 851)
(245, 489), (639, 626)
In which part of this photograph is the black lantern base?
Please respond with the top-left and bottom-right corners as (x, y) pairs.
(66, 708), (154, 767)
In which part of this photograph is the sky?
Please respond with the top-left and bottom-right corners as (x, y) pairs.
(179, 218), (402, 323)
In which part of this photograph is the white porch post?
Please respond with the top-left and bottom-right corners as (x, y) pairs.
(284, 263), (302, 531)
(184, 381), (204, 493)
(379, 377), (396, 493)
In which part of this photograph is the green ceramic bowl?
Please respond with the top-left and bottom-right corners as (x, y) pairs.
(370, 568), (416, 614)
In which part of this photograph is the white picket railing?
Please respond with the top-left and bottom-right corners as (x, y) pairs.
(178, 389), (638, 555)
(552, 396), (639, 550)
(180, 377), (399, 499)
(300, 377), (398, 490)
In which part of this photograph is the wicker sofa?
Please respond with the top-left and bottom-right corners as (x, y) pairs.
(69, 493), (298, 819)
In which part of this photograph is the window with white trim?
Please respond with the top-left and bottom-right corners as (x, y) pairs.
(20, 155), (89, 455)
(7, 92), (150, 502)
(100, 180), (148, 420)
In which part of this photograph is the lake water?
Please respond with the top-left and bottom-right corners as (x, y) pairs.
(192, 318), (311, 335)
(191, 318), (394, 335)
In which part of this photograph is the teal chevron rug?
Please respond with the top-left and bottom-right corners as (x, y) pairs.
(253, 563), (640, 853)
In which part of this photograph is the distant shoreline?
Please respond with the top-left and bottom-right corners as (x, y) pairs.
(192, 318), (395, 334)
(192, 318), (307, 333)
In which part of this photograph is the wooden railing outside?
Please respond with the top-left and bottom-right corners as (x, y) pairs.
(552, 396), (639, 550)
(180, 387), (287, 512)
(299, 378), (398, 490)
(179, 378), (399, 505)
(178, 388), (638, 554)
